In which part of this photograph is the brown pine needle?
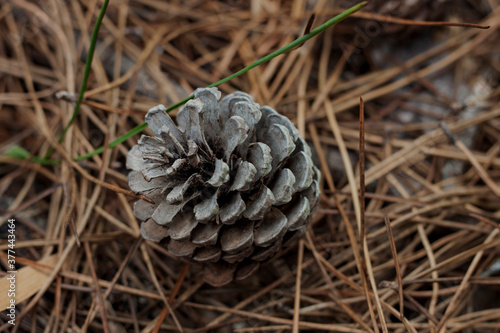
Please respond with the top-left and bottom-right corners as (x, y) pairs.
(353, 11), (490, 29)
(383, 211), (407, 329)
(292, 239), (304, 333)
(304, 13), (315, 35)
(83, 242), (111, 333)
(153, 263), (191, 333)
(359, 97), (366, 244)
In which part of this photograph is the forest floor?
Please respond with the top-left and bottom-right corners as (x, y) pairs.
(1, 0), (500, 332)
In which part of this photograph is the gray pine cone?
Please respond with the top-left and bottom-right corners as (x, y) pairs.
(127, 87), (320, 286)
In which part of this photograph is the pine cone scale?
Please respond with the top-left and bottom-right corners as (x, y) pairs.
(253, 208), (287, 247)
(141, 218), (169, 242)
(191, 223), (221, 246)
(285, 196), (311, 231)
(242, 186), (275, 220)
(151, 201), (183, 225)
(193, 246), (221, 263)
(269, 168), (296, 205)
(145, 105), (186, 146)
(251, 239), (282, 261)
(230, 161), (256, 191)
(247, 143), (272, 180)
(219, 193), (245, 224)
(169, 212), (197, 241)
(220, 220), (254, 253)
(168, 239), (197, 257)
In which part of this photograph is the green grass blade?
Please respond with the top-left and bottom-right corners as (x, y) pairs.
(43, 0), (110, 159)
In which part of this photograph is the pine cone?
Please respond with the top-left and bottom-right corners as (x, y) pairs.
(127, 87), (320, 286)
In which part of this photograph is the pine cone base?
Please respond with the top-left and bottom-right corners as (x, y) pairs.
(127, 88), (320, 286)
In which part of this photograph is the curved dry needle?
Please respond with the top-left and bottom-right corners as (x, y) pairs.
(292, 13), (317, 50)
